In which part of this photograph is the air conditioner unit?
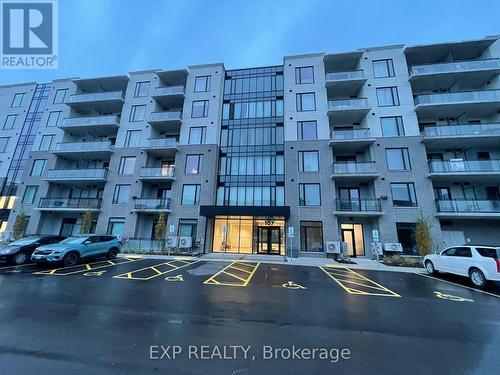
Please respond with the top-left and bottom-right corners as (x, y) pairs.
(166, 236), (178, 247)
(384, 242), (403, 252)
(326, 241), (341, 254)
(179, 236), (192, 248)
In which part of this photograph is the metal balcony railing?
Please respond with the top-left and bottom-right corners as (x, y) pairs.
(153, 86), (185, 96)
(149, 111), (182, 122)
(436, 199), (500, 213)
(331, 128), (372, 140)
(61, 115), (118, 127)
(333, 161), (377, 174)
(423, 123), (500, 137)
(139, 167), (175, 178)
(410, 58), (500, 76)
(68, 91), (123, 103)
(38, 197), (102, 209)
(47, 169), (108, 179)
(415, 89), (500, 105)
(328, 98), (369, 110)
(54, 141), (112, 152)
(145, 138), (178, 148)
(326, 70), (365, 81)
(134, 198), (171, 210)
(335, 198), (382, 212)
(428, 160), (500, 173)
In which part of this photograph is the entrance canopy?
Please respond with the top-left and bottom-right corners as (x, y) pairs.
(200, 205), (290, 218)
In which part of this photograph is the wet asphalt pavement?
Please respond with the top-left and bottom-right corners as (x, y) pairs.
(0, 257), (499, 375)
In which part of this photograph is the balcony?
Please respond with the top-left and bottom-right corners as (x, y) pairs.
(422, 123), (500, 148)
(428, 159), (500, 183)
(45, 168), (108, 185)
(138, 167), (175, 182)
(60, 115), (119, 135)
(147, 111), (182, 132)
(327, 98), (370, 125)
(67, 91), (124, 112)
(52, 141), (113, 159)
(414, 89), (500, 118)
(331, 162), (379, 182)
(152, 85), (185, 107)
(409, 59), (500, 92)
(325, 70), (366, 97)
(142, 138), (178, 157)
(329, 128), (375, 152)
(334, 198), (383, 216)
(436, 199), (500, 219)
(38, 198), (102, 212)
(133, 198), (172, 213)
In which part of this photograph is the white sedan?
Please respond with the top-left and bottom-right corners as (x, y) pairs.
(423, 245), (500, 288)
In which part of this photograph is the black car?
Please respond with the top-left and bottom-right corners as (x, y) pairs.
(0, 235), (67, 265)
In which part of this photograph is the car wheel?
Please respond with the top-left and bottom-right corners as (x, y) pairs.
(425, 260), (436, 275)
(107, 248), (118, 260)
(62, 253), (79, 267)
(469, 268), (486, 288)
(12, 252), (28, 265)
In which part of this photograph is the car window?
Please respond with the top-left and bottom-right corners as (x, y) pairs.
(87, 236), (101, 243)
(61, 237), (87, 244)
(455, 247), (472, 257)
(475, 247), (499, 259)
(442, 248), (457, 256)
(10, 237), (41, 246)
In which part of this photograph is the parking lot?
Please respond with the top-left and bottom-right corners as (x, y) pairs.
(0, 257), (499, 375)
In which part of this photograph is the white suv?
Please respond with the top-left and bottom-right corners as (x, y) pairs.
(423, 245), (500, 288)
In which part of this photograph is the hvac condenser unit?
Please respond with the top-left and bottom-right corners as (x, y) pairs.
(179, 237), (193, 248)
(326, 241), (341, 254)
(166, 236), (178, 247)
(383, 242), (403, 252)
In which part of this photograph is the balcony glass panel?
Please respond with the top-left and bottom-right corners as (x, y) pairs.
(415, 90), (500, 105)
(39, 198), (102, 209)
(423, 123), (500, 137)
(326, 70), (365, 81)
(146, 139), (178, 148)
(410, 59), (500, 76)
(335, 199), (382, 211)
(328, 98), (369, 110)
(134, 198), (171, 210)
(150, 111), (182, 122)
(333, 162), (377, 174)
(47, 169), (107, 179)
(436, 199), (500, 213)
(68, 91), (123, 103)
(331, 128), (371, 140)
(153, 86), (185, 96)
(429, 160), (500, 173)
(55, 141), (112, 151)
(140, 167), (175, 178)
(62, 115), (118, 127)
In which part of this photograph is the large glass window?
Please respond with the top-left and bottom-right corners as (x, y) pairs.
(191, 100), (209, 118)
(300, 221), (324, 252)
(107, 218), (125, 237)
(295, 66), (314, 84)
(185, 154), (203, 174)
(188, 126), (206, 144)
(223, 100), (283, 120)
(118, 156), (136, 175)
(53, 89), (68, 104)
(22, 186), (38, 204)
(194, 76), (211, 92)
(391, 183), (417, 207)
(11, 93), (25, 107)
(134, 81), (150, 97)
(299, 151), (319, 172)
(296, 93), (316, 111)
(113, 185), (131, 204)
(0, 137), (9, 152)
(386, 148), (411, 170)
(373, 59), (395, 78)
(297, 121), (317, 140)
(30, 159), (46, 176)
(299, 183), (321, 206)
(376, 87), (400, 106)
(381, 116), (404, 136)
(129, 105), (146, 122)
(4, 114), (16, 130)
(46, 111), (61, 127)
(182, 185), (200, 205)
(39, 135), (54, 151)
(125, 130), (141, 147)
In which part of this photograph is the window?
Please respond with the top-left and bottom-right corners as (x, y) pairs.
(53, 89), (68, 104)
(134, 81), (150, 97)
(129, 105), (146, 122)
(118, 156), (136, 175)
(11, 93), (25, 107)
(297, 121), (317, 140)
(299, 183), (321, 206)
(300, 221), (324, 252)
(373, 59), (395, 78)
(22, 186), (38, 204)
(299, 151), (319, 172)
(185, 154), (203, 174)
(0, 137), (9, 152)
(191, 100), (209, 118)
(30, 159), (46, 176)
(188, 127), (206, 145)
(442, 247), (472, 257)
(39, 135), (54, 151)
(476, 247), (499, 259)
(182, 185), (200, 205)
(386, 148), (411, 170)
(46, 111), (61, 127)
(381, 116), (404, 136)
(391, 183), (417, 207)
(107, 218), (125, 237)
(194, 76), (211, 92)
(296, 93), (316, 111)
(125, 130), (141, 147)
(295, 66), (314, 84)
(4, 114), (16, 130)
(376, 87), (399, 106)
(113, 185), (131, 204)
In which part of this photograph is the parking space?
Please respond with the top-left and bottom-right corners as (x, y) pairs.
(203, 261), (260, 287)
(112, 258), (200, 281)
(32, 256), (142, 276)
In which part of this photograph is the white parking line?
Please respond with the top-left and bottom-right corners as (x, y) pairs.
(418, 273), (500, 299)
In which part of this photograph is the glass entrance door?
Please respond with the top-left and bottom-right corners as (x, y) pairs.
(258, 227), (281, 255)
(341, 223), (365, 257)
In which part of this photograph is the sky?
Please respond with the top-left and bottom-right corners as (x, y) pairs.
(1, 0), (500, 84)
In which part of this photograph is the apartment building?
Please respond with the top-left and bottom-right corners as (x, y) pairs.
(2, 35), (500, 257)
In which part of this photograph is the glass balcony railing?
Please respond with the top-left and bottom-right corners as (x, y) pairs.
(153, 86), (185, 96)
(47, 169), (108, 179)
(326, 70), (365, 81)
(410, 58), (500, 76)
(54, 141), (112, 152)
(145, 138), (178, 148)
(68, 91), (124, 103)
(139, 166), (175, 178)
(149, 111), (182, 122)
(423, 123), (500, 137)
(436, 199), (500, 213)
(38, 197), (102, 209)
(333, 162), (377, 174)
(429, 160), (500, 173)
(328, 98), (369, 110)
(331, 128), (372, 140)
(61, 115), (119, 128)
(415, 89), (500, 105)
(335, 198), (382, 212)
(134, 198), (171, 210)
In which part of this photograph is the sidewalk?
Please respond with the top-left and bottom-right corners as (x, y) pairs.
(119, 252), (424, 274)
